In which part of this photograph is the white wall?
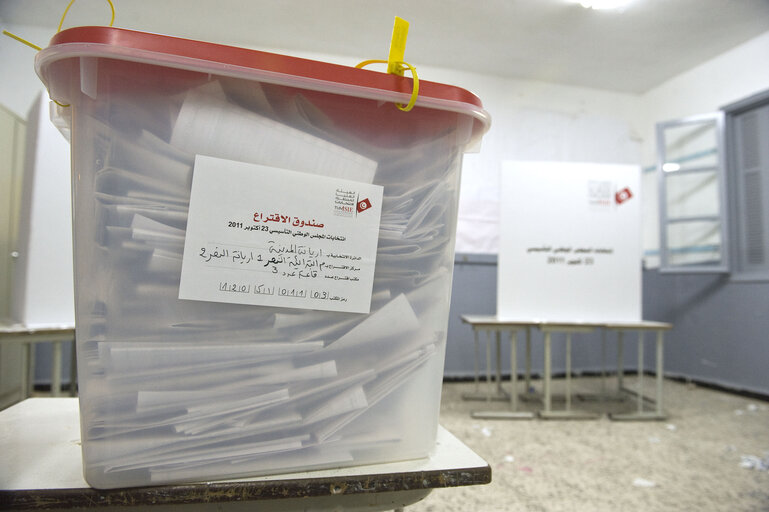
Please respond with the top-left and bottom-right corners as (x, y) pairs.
(640, 30), (769, 164)
(418, 70), (644, 254)
(1, 22), (74, 325)
(2, 19), (767, 280)
(11, 93), (74, 326)
(0, 22), (52, 118)
(431, 30), (769, 257)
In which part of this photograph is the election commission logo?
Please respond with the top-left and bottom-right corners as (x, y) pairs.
(357, 198), (372, 213)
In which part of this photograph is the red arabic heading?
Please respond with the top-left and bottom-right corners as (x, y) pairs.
(253, 212), (325, 229)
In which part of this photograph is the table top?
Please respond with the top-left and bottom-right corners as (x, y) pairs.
(0, 323), (75, 339)
(0, 398), (490, 510)
(460, 315), (671, 330)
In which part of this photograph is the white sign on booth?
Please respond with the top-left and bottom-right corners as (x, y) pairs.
(497, 161), (641, 323)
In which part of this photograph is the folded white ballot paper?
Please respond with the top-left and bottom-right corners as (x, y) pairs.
(170, 83), (378, 184)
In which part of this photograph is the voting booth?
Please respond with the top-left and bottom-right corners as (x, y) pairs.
(36, 27), (489, 488)
(498, 161), (642, 323)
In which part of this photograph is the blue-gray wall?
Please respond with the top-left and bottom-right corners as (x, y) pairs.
(641, 270), (769, 396)
(36, 254), (769, 397)
(444, 253), (769, 396)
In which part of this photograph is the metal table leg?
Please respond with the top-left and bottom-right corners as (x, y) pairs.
(656, 330), (664, 417)
(473, 329), (479, 393)
(601, 329), (606, 399)
(461, 328), (484, 401)
(69, 340), (78, 397)
(611, 328), (667, 421)
(511, 330), (518, 412)
(495, 331), (503, 397)
(565, 333), (572, 411)
(540, 330), (598, 420)
(637, 331), (644, 414)
(617, 331), (624, 393)
(463, 328), (510, 402)
(543, 331), (551, 414)
(519, 327), (540, 404)
(27, 342), (36, 397)
(21, 342), (32, 399)
(525, 328), (532, 393)
(51, 341), (62, 397)
(578, 328), (623, 404)
(472, 329), (533, 419)
(486, 331), (492, 402)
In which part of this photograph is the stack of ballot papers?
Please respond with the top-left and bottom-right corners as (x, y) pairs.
(69, 77), (473, 488)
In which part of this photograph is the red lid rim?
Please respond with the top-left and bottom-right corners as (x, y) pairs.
(41, 26), (486, 112)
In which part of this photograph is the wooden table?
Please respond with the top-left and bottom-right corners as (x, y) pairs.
(0, 398), (490, 511)
(0, 324), (76, 398)
(460, 315), (672, 420)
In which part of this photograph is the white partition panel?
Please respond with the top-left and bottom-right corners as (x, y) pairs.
(498, 161), (641, 323)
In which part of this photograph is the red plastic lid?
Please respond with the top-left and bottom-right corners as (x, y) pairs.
(36, 26), (490, 133)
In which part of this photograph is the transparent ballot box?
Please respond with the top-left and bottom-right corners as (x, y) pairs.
(36, 27), (490, 488)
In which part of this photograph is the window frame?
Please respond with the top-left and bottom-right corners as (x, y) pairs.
(656, 111), (729, 273)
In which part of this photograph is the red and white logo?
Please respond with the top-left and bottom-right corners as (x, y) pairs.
(357, 198), (372, 213)
(615, 187), (633, 204)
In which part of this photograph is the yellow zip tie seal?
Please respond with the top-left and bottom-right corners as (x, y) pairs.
(356, 17), (419, 112)
(3, 0), (116, 107)
(387, 16), (409, 76)
(58, 0), (116, 33)
(2, 30), (42, 51)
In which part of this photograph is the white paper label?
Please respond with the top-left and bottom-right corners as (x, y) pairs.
(179, 155), (383, 313)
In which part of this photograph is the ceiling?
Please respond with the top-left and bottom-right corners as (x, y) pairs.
(2, 0), (769, 94)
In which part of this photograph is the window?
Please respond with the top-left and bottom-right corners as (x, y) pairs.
(656, 112), (728, 272)
(724, 89), (769, 281)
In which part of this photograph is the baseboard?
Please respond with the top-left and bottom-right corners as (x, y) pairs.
(32, 383), (77, 394)
(443, 371), (769, 402)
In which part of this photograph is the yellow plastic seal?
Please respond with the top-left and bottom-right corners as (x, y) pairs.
(4, 0), (115, 48)
(2, 0), (115, 107)
(58, 0), (116, 33)
(356, 17), (419, 112)
(1, 30), (42, 51)
(387, 17), (409, 76)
